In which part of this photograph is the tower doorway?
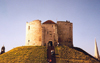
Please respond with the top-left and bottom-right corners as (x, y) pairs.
(48, 41), (53, 46)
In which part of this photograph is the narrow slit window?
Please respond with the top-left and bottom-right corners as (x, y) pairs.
(47, 31), (48, 34)
(28, 40), (30, 42)
(28, 26), (30, 30)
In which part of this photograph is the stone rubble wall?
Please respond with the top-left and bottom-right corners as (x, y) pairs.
(42, 24), (58, 46)
(25, 20), (73, 47)
(57, 21), (73, 47)
(25, 20), (42, 46)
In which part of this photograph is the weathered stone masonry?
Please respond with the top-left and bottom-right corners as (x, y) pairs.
(25, 20), (42, 46)
(25, 20), (73, 47)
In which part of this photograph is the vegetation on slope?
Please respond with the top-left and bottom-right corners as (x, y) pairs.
(55, 46), (100, 63)
(0, 46), (47, 63)
(0, 46), (99, 63)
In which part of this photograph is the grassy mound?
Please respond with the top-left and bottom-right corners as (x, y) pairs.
(0, 46), (100, 63)
(0, 46), (47, 63)
(55, 46), (100, 63)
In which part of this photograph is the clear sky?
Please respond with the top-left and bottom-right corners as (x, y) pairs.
(0, 0), (100, 56)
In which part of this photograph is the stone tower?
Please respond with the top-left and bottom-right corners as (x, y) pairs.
(57, 21), (73, 47)
(94, 39), (99, 60)
(25, 20), (42, 46)
(1, 45), (5, 54)
(25, 20), (73, 47)
(42, 20), (58, 47)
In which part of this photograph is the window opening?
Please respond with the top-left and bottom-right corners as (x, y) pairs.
(47, 31), (48, 34)
(28, 26), (30, 30)
(50, 34), (52, 37)
(48, 41), (53, 46)
(28, 40), (30, 42)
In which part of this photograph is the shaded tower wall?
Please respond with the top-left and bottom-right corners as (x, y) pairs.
(42, 24), (58, 47)
(57, 21), (73, 47)
(25, 20), (42, 46)
(41, 27), (45, 46)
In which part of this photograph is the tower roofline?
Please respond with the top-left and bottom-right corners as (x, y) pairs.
(42, 20), (56, 24)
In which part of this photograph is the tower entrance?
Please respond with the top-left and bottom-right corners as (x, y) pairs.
(48, 41), (53, 46)
(47, 41), (56, 63)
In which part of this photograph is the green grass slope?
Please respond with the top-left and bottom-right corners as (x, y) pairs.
(0, 46), (100, 63)
(0, 46), (47, 63)
(55, 46), (100, 63)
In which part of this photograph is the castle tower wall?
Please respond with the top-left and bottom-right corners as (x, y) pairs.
(25, 20), (42, 46)
(25, 20), (73, 47)
(54, 24), (58, 46)
(42, 20), (58, 47)
(42, 27), (45, 46)
(57, 21), (73, 47)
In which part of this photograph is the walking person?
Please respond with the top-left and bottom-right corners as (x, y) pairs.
(49, 59), (52, 63)
(47, 59), (49, 63)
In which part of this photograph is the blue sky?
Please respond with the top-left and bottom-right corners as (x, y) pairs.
(0, 0), (100, 56)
